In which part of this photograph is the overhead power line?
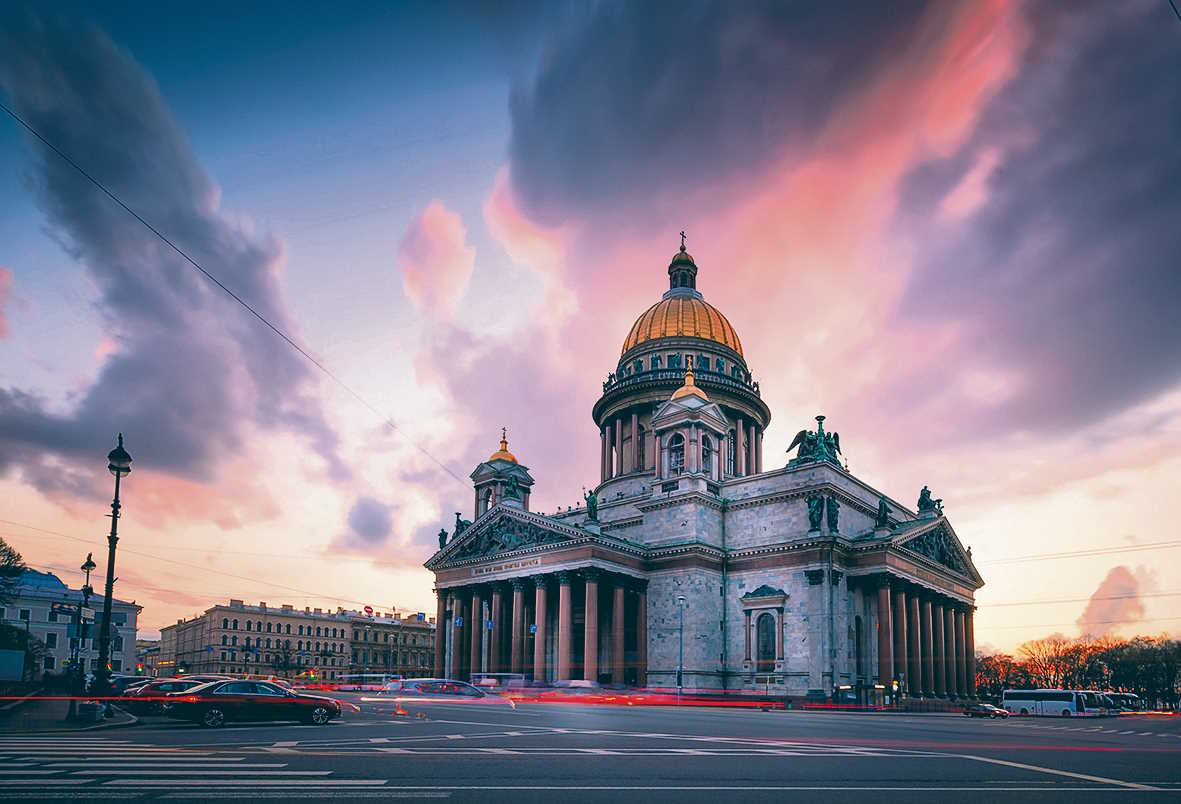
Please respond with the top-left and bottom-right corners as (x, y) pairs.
(978, 539), (1181, 565)
(0, 99), (468, 489)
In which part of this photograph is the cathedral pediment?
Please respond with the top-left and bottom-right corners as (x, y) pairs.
(425, 506), (589, 569)
(893, 518), (982, 586)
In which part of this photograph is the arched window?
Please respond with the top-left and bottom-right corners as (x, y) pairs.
(256, 621), (262, 632)
(481, 488), (493, 514)
(232, 619), (238, 630)
(231, 635), (237, 647)
(297, 640), (303, 651)
(266, 622), (272, 633)
(221, 635), (227, 646)
(701, 435), (714, 477)
(266, 638), (271, 649)
(245, 621), (252, 632)
(298, 625), (304, 636)
(726, 430), (737, 477)
(222, 618), (229, 629)
(245, 637), (251, 648)
(669, 434), (685, 475)
(285, 624), (291, 634)
(636, 425), (645, 469)
(756, 613), (776, 672)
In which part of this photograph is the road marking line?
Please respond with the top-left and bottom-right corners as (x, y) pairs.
(47, 763), (283, 769)
(0, 770), (63, 775)
(444, 734), (465, 740)
(82, 770), (332, 776)
(369, 737), (390, 743)
(105, 779), (389, 787)
(962, 754), (1160, 791)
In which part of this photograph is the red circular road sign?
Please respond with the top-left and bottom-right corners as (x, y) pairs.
(364, 605), (374, 615)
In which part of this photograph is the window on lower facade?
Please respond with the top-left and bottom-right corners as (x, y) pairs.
(44, 656), (56, 671)
(46, 633), (58, 649)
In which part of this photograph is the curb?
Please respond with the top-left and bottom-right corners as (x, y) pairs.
(0, 689), (44, 713)
(16, 706), (140, 734)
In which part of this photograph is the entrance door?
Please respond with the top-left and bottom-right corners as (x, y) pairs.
(756, 613), (776, 672)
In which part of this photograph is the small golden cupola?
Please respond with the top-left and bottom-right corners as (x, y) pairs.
(670, 364), (709, 402)
(488, 427), (518, 464)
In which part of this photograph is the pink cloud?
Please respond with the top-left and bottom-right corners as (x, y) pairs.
(0, 267), (12, 337)
(939, 147), (1003, 220)
(397, 201), (475, 317)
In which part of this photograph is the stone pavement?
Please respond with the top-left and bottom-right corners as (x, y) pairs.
(0, 694), (137, 733)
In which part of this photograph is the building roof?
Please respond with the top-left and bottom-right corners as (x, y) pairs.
(621, 294), (743, 357)
(11, 568), (140, 609)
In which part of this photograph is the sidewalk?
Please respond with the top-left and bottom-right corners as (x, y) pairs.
(0, 695), (137, 733)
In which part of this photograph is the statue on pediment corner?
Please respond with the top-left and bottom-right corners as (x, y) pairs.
(453, 512), (471, 539)
(875, 496), (889, 528)
(437, 528), (448, 551)
(917, 486), (935, 513)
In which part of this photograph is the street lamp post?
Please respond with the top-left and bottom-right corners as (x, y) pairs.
(364, 625), (371, 678)
(67, 554), (96, 721)
(676, 594), (686, 703)
(96, 434), (131, 711)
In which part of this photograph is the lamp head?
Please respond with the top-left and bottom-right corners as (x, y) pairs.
(107, 433), (132, 477)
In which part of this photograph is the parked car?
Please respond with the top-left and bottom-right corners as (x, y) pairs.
(108, 675), (150, 695)
(964, 702), (1010, 718)
(122, 678), (206, 714)
(178, 674), (233, 684)
(163, 680), (342, 727)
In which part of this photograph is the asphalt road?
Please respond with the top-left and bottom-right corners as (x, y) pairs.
(3, 693), (1180, 802)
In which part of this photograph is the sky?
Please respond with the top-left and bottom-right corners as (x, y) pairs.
(1, 1), (1179, 650)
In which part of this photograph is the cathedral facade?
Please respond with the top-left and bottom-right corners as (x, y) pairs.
(426, 244), (983, 700)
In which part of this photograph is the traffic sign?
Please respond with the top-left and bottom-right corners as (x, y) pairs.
(529, 624), (537, 634)
(81, 607), (95, 620)
(453, 616), (464, 627)
(364, 605), (374, 616)
(486, 619), (494, 631)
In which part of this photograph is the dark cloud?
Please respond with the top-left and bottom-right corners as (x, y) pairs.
(1076, 565), (1155, 637)
(508, 0), (931, 225)
(894, 2), (1181, 434)
(0, 11), (342, 496)
(337, 496), (395, 549)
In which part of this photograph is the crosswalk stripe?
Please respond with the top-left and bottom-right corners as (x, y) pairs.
(79, 770), (332, 777)
(106, 779), (388, 787)
(46, 763), (285, 769)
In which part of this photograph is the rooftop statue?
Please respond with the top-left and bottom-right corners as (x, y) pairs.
(437, 528), (448, 551)
(825, 495), (840, 533)
(503, 475), (522, 500)
(875, 495), (890, 528)
(787, 415), (842, 466)
(453, 512), (472, 538)
(917, 485), (935, 513)
(583, 487), (599, 522)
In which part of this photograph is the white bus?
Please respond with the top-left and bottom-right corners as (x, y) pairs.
(1001, 688), (1105, 717)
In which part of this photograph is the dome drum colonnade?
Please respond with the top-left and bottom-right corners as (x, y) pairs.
(593, 245), (770, 486)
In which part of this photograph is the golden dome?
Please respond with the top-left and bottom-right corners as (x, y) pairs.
(670, 366), (709, 401)
(621, 295), (743, 357)
(488, 428), (517, 464)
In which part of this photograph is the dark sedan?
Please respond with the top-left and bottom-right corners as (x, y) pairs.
(164, 680), (342, 727)
(964, 702), (1010, 718)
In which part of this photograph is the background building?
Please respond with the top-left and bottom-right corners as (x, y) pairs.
(159, 599), (435, 680)
(427, 245), (984, 702)
(0, 568), (140, 680)
(348, 611), (435, 678)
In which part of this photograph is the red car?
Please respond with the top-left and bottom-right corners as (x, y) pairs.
(123, 678), (206, 715)
(164, 680), (342, 727)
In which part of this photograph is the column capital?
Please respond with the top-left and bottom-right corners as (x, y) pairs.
(532, 574), (549, 589)
(556, 570), (573, 585)
(876, 573), (894, 590)
(511, 577), (528, 591)
(582, 568), (601, 583)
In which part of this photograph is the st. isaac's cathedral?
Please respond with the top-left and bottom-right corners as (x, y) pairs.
(426, 243), (984, 701)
